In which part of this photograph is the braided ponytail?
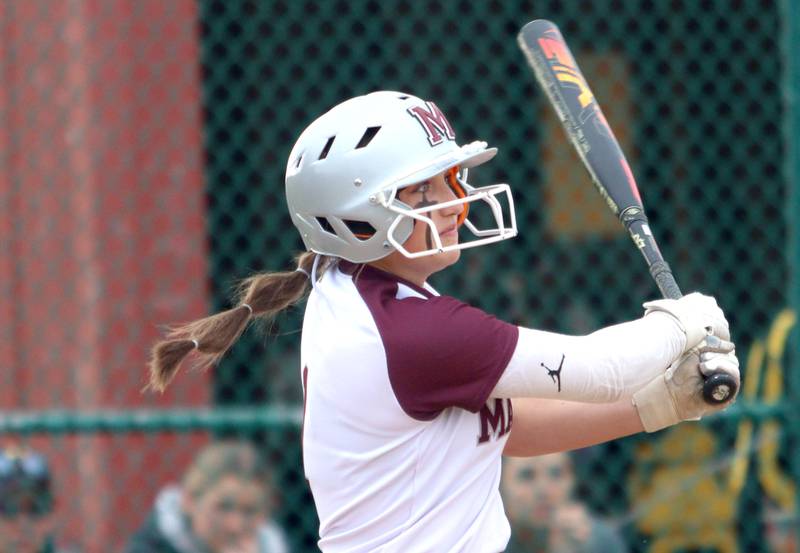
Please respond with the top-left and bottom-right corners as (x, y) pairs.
(147, 252), (334, 392)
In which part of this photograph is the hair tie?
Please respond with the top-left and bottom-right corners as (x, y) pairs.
(241, 303), (253, 315)
(191, 339), (199, 349)
(295, 267), (310, 279)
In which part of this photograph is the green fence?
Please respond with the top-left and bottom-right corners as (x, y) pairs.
(1, 0), (798, 551)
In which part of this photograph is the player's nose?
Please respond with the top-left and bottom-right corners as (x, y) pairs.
(437, 188), (461, 217)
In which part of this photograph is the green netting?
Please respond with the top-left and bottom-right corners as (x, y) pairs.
(1, 0), (798, 551)
(200, 1), (795, 551)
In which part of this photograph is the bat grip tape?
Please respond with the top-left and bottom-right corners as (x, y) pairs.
(649, 262), (682, 300)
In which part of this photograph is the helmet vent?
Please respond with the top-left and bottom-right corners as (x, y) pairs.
(294, 153), (303, 168)
(343, 219), (376, 240)
(315, 216), (336, 235)
(318, 136), (335, 160)
(355, 126), (381, 149)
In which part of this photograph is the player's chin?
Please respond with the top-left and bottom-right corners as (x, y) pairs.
(437, 247), (461, 267)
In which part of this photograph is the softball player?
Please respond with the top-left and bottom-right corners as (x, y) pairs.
(149, 91), (740, 552)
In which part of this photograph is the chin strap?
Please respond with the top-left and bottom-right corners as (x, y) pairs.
(310, 253), (321, 289)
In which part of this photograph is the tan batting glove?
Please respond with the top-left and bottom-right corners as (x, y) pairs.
(632, 335), (740, 433)
(643, 292), (730, 351)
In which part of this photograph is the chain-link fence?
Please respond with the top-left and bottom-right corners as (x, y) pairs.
(1, 0), (798, 551)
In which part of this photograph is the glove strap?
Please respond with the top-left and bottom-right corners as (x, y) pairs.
(632, 375), (680, 433)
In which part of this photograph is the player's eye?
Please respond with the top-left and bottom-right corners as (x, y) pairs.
(413, 182), (431, 194)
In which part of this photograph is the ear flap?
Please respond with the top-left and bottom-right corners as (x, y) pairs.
(446, 165), (469, 226)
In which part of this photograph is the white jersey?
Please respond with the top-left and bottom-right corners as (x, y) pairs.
(300, 262), (519, 552)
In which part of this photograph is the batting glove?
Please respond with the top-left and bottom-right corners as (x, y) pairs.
(632, 335), (740, 433)
(643, 292), (730, 351)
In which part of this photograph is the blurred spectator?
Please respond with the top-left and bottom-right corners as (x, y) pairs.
(0, 445), (59, 553)
(125, 441), (289, 553)
(628, 425), (736, 553)
(502, 452), (627, 553)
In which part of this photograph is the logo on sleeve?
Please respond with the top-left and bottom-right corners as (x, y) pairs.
(407, 101), (456, 146)
(542, 354), (565, 392)
(477, 398), (513, 444)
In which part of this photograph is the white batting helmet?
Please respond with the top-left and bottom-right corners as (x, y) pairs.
(284, 91), (517, 263)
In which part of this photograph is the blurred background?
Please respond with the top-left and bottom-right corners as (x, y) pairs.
(1, 0), (798, 551)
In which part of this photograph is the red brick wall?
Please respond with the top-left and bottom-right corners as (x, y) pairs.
(0, 1), (211, 549)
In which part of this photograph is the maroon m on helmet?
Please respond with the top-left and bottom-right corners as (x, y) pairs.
(407, 101), (456, 146)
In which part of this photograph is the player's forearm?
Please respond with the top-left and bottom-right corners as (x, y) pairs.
(491, 313), (684, 403)
(503, 397), (643, 457)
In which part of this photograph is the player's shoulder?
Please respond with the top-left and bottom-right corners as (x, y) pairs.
(340, 262), (510, 350)
(343, 262), (465, 314)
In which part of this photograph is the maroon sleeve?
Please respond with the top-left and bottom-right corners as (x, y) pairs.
(380, 294), (519, 420)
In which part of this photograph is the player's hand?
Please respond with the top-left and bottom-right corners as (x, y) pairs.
(643, 292), (730, 351)
(669, 335), (740, 418)
(632, 335), (740, 432)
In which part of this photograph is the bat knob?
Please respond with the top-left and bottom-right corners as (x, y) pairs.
(702, 371), (738, 405)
